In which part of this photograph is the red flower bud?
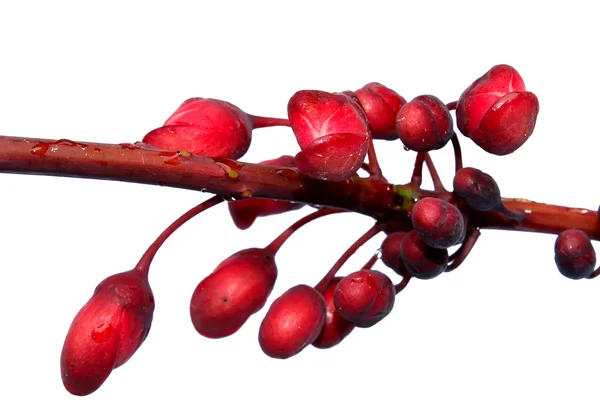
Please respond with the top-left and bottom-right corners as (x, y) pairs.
(400, 230), (448, 279)
(228, 155), (304, 230)
(554, 229), (597, 280)
(396, 95), (453, 152)
(190, 248), (277, 339)
(288, 90), (370, 180)
(142, 98), (253, 159)
(456, 65), (539, 155)
(259, 284), (326, 359)
(411, 197), (465, 249)
(312, 277), (355, 349)
(333, 270), (395, 328)
(354, 82), (406, 140)
(60, 269), (154, 396)
(380, 232), (409, 276)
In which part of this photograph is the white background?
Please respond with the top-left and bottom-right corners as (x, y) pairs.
(1, 1), (599, 399)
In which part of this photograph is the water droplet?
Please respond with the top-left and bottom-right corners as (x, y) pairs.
(91, 323), (114, 343)
(54, 139), (88, 151)
(276, 168), (301, 180)
(213, 158), (243, 171)
(403, 145), (410, 151)
(165, 158), (181, 166)
(375, 248), (383, 259)
(240, 189), (253, 198)
(30, 142), (49, 156)
(159, 151), (181, 166)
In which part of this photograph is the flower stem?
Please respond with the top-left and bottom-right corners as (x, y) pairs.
(265, 208), (344, 254)
(135, 195), (223, 277)
(250, 115), (290, 128)
(1, 135), (599, 241)
(314, 224), (384, 293)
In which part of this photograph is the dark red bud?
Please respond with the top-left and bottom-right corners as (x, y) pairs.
(396, 95), (453, 152)
(411, 197), (465, 249)
(333, 270), (395, 328)
(380, 232), (408, 276)
(554, 229), (596, 280)
(453, 167), (502, 212)
(400, 230), (448, 279)
(312, 277), (355, 349)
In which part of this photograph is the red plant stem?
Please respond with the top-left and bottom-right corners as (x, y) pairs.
(411, 152), (426, 187)
(446, 100), (463, 173)
(265, 208), (344, 254)
(588, 266), (600, 279)
(0, 135), (599, 241)
(249, 115), (291, 128)
(134, 195), (223, 277)
(394, 275), (411, 293)
(314, 224), (384, 293)
(0, 135), (399, 219)
(451, 133), (463, 172)
(424, 153), (446, 191)
(361, 254), (379, 270)
(367, 136), (384, 179)
(446, 228), (481, 272)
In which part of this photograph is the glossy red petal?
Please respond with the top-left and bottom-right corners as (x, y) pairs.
(294, 133), (369, 180)
(470, 91), (539, 155)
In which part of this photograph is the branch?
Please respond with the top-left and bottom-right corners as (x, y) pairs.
(1, 135), (599, 241)
(0, 135), (400, 220)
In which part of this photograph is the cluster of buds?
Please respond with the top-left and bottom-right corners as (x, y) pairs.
(54, 64), (599, 396)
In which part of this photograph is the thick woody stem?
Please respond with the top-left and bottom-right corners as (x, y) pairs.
(0, 135), (400, 220)
(1, 135), (599, 241)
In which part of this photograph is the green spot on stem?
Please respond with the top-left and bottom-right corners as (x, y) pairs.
(392, 184), (420, 212)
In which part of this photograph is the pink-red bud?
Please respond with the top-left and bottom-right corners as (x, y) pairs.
(456, 64), (539, 155)
(190, 248), (277, 339)
(259, 284), (326, 359)
(312, 277), (355, 349)
(287, 90), (370, 180)
(60, 269), (154, 396)
(228, 155), (304, 229)
(354, 82), (406, 140)
(142, 98), (253, 159)
(333, 270), (395, 328)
